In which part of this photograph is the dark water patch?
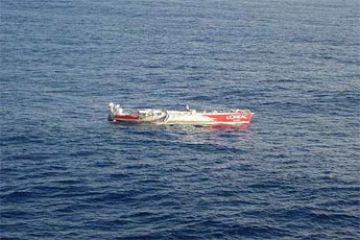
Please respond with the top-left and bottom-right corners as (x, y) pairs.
(309, 211), (359, 227)
(1, 191), (36, 204)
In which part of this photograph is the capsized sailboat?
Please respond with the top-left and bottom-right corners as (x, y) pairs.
(108, 102), (253, 125)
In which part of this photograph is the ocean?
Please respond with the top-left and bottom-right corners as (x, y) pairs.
(1, 0), (359, 239)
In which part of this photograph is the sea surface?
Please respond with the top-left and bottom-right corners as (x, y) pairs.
(1, 0), (359, 239)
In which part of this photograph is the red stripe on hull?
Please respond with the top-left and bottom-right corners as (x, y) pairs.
(113, 114), (140, 120)
(204, 113), (253, 123)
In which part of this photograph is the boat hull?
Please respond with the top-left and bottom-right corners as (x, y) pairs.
(108, 102), (253, 126)
(109, 111), (253, 125)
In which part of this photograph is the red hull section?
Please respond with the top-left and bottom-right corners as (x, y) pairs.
(113, 114), (140, 120)
(204, 113), (253, 123)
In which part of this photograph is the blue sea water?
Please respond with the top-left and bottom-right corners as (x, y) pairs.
(1, 0), (359, 239)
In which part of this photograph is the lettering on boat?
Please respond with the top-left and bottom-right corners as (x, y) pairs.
(226, 115), (248, 120)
